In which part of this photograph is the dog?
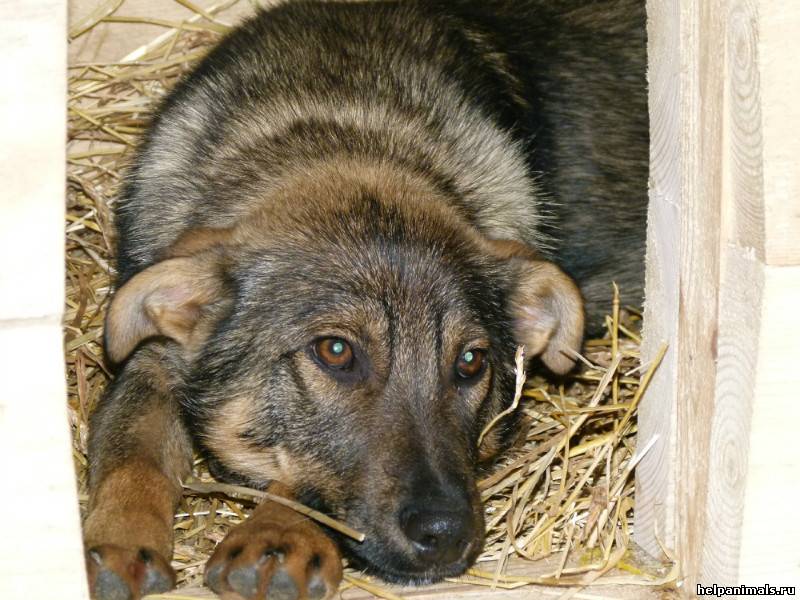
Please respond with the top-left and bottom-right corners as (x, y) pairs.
(83, 1), (647, 599)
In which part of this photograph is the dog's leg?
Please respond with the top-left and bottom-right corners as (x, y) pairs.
(205, 481), (343, 600)
(83, 345), (192, 600)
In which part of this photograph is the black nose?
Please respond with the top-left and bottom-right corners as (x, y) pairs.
(400, 503), (473, 565)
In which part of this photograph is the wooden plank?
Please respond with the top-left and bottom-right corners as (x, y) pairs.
(738, 266), (800, 586)
(698, 0), (765, 586)
(733, 9), (800, 584)
(635, 0), (681, 562)
(637, 0), (729, 584)
(759, 1), (800, 266)
(0, 325), (89, 599)
(671, 0), (727, 588)
(0, 1), (88, 597)
(0, 0), (69, 321)
(158, 556), (665, 600)
(700, 247), (763, 585)
(638, 0), (800, 590)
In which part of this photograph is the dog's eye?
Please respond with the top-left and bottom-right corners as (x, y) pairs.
(455, 348), (487, 381)
(313, 337), (354, 370)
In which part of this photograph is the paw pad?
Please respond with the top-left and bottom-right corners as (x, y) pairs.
(86, 545), (175, 600)
(204, 516), (342, 600)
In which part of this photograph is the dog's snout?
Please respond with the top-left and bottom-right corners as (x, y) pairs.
(400, 503), (473, 565)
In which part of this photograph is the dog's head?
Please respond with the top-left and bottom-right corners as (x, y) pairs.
(106, 164), (583, 583)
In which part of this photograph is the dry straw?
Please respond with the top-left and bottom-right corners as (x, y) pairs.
(66, 2), (677, 596)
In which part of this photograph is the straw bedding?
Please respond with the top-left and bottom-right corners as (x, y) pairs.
(66, 3), (677, 596)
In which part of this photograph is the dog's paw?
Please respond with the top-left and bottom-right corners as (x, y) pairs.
(205, 516), (342, 600)
(86, 544), (175, 600)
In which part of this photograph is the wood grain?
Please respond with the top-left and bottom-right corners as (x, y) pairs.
(700, 0), (764, 586)
(639, 0), (799, 589)
(635, 0), (682, 562)
(673, 0), (726, 588)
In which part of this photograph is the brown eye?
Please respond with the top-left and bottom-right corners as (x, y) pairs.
(313, 337), (354, 370)
(455, 348), (487, 381)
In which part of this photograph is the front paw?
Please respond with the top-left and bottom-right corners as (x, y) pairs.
(205, 517), (342, 600)
(86, 544), (175, 600)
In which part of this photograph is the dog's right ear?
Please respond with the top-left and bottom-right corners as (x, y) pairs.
(485, 238), (585, 375)
(105, 253), (227, 364)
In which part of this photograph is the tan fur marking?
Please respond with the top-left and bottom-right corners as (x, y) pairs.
(512, 261), (584, 374)
(204, 393), (285, 484)
(106, 254), (224, 363)
(484, 237), (584, 374)
(484, 237), (542, 261)
(84, 459), (180, 559)
(166, 226), (236, 258)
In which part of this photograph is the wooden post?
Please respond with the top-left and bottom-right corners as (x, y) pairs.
(637, 0), (800, 591)
(0, 0), (89, 598)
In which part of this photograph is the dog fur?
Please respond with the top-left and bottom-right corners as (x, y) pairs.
(84, 1), (647, 599)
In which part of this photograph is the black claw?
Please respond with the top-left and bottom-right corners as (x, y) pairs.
(228, 565), (260, 598)
(266, 568), (299, 600)
(137, 548), (153, 564)
(93, 568), (132, 600)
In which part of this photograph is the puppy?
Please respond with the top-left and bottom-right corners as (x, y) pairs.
(83, 1), (647, 599)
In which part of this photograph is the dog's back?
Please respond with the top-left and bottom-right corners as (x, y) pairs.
(433, 0), (648, 319)
(116, 0), (647, 326)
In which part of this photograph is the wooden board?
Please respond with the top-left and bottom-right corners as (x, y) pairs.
(760, 0), (800, 266)
(0, 1), (89, 598)
(635, 0), (681, 565)
(156, 555), (669, 600)
(738, 266), (800, 587)
(637, 0), (800, 589)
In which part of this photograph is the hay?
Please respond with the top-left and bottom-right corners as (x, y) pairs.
(66, 3), (677, 596)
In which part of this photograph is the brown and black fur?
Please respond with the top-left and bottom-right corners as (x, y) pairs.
(84, 1), (647, 599)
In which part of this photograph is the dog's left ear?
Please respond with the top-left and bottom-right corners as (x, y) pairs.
(488, 239), (584, 374)
(105, 253), (226, 364)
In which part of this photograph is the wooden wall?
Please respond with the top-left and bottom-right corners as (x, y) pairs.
(0, 1), (89, 598)
(637, 0), (800, 590)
